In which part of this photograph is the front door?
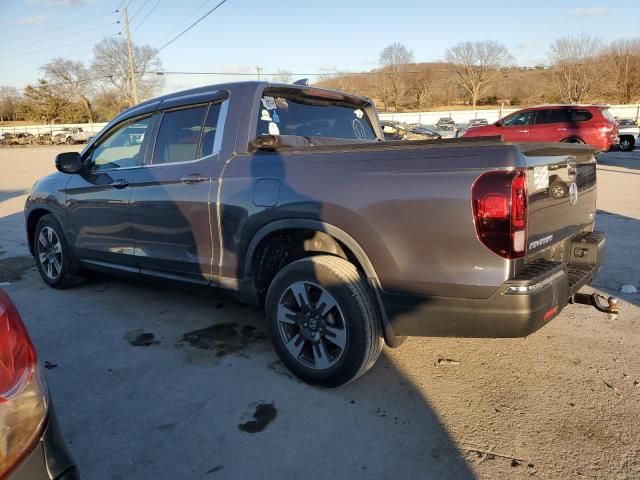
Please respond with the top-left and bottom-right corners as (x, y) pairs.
(129, 100), (227, 283)
(65, 114), (155, 269)
(499, 110), (536, 142)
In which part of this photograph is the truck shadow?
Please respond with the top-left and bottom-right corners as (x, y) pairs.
(596, 151), (640, 172)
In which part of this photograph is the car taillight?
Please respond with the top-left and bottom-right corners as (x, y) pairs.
(472, 170), (527, 258)
(0, 289), (48, 478)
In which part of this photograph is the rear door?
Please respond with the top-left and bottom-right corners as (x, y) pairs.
(499, 110), (536, 141)
(129, 96), (228, 283)
(529, 108), (571, 143)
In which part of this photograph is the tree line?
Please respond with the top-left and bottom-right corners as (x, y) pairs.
(0, 37), (163, 124)
(1, 34), (639, 124)
(318, 35), (640, 112)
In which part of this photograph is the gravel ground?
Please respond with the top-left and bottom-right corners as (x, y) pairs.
(0, 145), (639, 480)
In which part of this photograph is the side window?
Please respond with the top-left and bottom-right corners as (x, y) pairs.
(535, 109), (571, 125)
(199, 102), (223, 157)
(570, 109), (593, 122)
(503, 110), (536, 127)
(153, 106), (207, 165)
(90, 115), (153, 171)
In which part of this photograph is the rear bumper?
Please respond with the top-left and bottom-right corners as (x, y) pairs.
(384, 233), (605, 338)
(8, 405), (78, 480)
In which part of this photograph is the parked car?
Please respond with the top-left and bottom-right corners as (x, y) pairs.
(382, 121), (440, 141)
(462, 105), (619, 152)
(436, 117), (455, 127)
(0, 289), (78, 479)
(616, 118), (639, 151)
(26, 81), (611, 386)
(2, 132), (35, 145)
(435, 123), (456, 138)
(51, 127), (91, 145)
(468, 118), (488, 128)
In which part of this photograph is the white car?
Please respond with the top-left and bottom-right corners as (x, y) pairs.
(435, 124), (457, 139)
(617, 119), (639, 151)
(51, 127), (91, 145)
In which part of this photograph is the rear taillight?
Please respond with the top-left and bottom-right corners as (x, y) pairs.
(472, 170), (527, 258)
(0, 289), (48, 478)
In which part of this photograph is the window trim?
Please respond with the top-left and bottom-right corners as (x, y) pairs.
(145, 98), (229, 168)
(86, 113), (156, 173)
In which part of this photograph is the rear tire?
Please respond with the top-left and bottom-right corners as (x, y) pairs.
(619, 136), (635, 152)
(67, 137), (75, 145)
(34, 214), (82, 289)
(265, 255), (383, 387)
(561, 137), (584, 144)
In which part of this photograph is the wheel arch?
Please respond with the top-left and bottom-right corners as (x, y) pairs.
(244, 219), (401, 347)
(26, 207), (56, 255)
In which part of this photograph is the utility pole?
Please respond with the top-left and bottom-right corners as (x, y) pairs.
(256, 66), (262, 80)
(123, 8), (139, 105)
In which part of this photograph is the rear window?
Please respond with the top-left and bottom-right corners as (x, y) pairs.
(256, 90), (376, 141)
(535, 109), (571, 124)
(601, 108), (615, 122)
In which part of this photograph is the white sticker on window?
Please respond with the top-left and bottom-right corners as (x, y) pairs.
(262, 96), (277, 110)
(533, 166), (549, 190)
(354, 109), (364, 119)
(260, 109), (272, 122)
(268, 122), (280, 135)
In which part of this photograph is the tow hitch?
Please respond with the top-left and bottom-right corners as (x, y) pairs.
(571, 292), (620, 320)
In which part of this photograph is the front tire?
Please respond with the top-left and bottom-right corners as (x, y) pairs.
(34, 214), (82, 289)
(265, 255), (383, 387)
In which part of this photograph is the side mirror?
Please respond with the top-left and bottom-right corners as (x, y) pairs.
(55, 152), (83, 174)
(495, 121), (503, 127)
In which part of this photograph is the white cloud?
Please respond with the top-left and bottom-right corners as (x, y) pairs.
(573, 6), (607, 16)
(16, 15), (48, 25)
(25, 0), (90, 6)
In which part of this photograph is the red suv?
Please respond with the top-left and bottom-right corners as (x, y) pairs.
(463, 105), (618, 152)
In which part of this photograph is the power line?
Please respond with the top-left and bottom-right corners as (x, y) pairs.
(131, 0), (161, 34)
(0, 34), (118, 62)
(156, 0), (227, 52)
(129, 0), (150, 22)
(155, 0), (211, 46)
(15, 22), (120, 50)
(6, 10), (118, 45)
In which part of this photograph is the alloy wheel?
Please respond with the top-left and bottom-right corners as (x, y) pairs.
(37, 226), (63, 280)
(276, 281), (347, 370)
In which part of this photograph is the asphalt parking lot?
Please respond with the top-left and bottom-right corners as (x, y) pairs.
(1, 145), (639, 479)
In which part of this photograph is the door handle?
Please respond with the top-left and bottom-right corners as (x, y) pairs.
(180, 174), (209, 185)
(110, 179), (129, 189)
(517, 130), (529, 133)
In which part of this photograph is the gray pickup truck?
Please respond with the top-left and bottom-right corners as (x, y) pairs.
(25, 81), (615, 386)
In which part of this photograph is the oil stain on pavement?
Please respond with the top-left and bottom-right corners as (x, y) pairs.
(238, 402), (278, 433)
(180, 322), (267, 358)
(125, 329), (160, 347)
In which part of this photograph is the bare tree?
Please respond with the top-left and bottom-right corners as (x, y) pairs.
(601, 38), (640, 104)
(273, 69), (293, 84)
(549, 34), (603, 103)
(91, 37), (163, 109)
(445, 40), (514, 109)
(0, 86), (21, 122)
(409, 67), (433, 110)
(41, 58), (95, 122)
(379, 42), (414, 112)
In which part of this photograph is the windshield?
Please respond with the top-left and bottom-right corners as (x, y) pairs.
(256, 91), (377, 141)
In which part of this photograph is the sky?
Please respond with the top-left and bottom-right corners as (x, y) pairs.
(1, 0), (638, 95)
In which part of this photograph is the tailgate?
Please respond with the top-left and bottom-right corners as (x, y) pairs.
(521, 144), (597, 261)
